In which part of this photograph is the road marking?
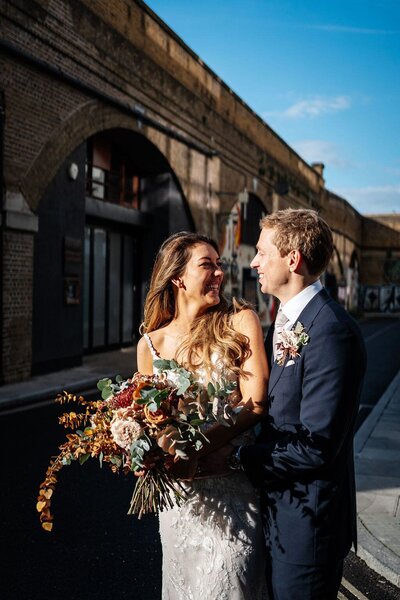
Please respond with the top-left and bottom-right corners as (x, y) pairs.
(341, 577), (370, 600)
(364, 320), (400, 343)
(337, 592), (347, 599)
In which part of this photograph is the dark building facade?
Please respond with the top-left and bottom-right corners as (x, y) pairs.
(1, 0), (399, 384)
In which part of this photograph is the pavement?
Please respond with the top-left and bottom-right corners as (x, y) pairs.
(0, 346), (137, 412)
(354, 369), (400, 587)
(0, 346), (399, 588)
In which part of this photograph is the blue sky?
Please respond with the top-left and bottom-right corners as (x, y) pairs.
(146, 0), (400, 215)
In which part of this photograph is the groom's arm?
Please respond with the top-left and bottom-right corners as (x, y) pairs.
(240, 318), (366, 485)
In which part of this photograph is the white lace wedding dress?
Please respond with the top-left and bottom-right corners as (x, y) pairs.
(143, 334), (267, 600)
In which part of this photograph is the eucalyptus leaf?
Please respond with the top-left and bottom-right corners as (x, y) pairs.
(97, 378), (108, 391)
(101, 387), (113, 400)
(177, 380), (191, 395)
(153, 359), (172, 370)
(140, 388), (159, 399)
(207, 382), (216, 396)
(189, 418), (203, 427)
(79, 453), (90, 465)
(134, 397), (148, 405)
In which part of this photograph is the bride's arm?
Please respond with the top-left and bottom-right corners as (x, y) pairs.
(136, 336), (154, 375)
(195, 308), (269, 457)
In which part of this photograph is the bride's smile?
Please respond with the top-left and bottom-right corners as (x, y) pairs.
(175, 242), (224, 312)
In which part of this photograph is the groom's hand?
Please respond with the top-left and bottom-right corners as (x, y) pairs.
(196, 444), (235, 477)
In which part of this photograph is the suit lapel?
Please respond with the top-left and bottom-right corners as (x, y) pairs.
(268, 357), (286, 392)
(268, 288), (331, 395)
(264, 323), (274, 370)
(295, 287), (331, 331)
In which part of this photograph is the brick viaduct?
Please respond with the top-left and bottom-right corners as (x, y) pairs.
(1, 0), (399, 382)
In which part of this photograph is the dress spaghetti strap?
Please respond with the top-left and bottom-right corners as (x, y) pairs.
(143, 333), (161, 360)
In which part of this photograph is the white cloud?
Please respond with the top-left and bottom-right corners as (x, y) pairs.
(335, 185), (400, 214)
(292, 139), (353, 169)
(264, 96), (351, 120)
(306, 24), (400, 35)
(383, 165), (400, 177)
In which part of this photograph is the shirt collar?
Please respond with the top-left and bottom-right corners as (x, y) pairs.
(280, 280), (322, 327)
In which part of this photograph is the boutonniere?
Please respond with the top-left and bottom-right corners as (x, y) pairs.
(275, 321), (310, 367)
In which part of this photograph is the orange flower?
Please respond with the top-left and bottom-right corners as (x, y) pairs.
(143, 402), (171, 425)
(132, 381), (150, 400)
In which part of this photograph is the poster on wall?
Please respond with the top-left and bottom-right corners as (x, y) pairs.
(363, 287), (380, 312)
(363, 286), (400, 313)
(380, 286), (400, 312)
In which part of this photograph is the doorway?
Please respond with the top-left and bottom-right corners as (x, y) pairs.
(83, 224), (139, 351)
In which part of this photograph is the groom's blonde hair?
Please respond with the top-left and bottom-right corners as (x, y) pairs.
(261, 208), (334, 276)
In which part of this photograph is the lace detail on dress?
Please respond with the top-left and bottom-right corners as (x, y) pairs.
(159, 473), (267, 600)
(140, 335), (267, 599)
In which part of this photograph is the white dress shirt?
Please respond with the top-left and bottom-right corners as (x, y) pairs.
(280, 280), (322, 330)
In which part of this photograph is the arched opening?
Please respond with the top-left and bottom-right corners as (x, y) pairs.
(325, 246), (344, 304)
(218, 193), (273, 328)
(32, 128), (193, 375)
(347, 250), (360, 311)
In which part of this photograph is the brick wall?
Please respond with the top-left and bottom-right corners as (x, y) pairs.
(2, 230), (34, 383)
(360, 217), (400, 285)
(1, 0), (399, 383)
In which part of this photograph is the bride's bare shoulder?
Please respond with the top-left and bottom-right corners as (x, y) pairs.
(144, 327), (167, 348)
(231, 307), (261, 333)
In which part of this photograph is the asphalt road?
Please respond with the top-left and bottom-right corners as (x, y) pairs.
(1, 316), (400, 600)
(357, 317), (400, 430)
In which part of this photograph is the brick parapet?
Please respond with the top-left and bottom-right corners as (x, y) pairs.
(1, 0), (321, 212)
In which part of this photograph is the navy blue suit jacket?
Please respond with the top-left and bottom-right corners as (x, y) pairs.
(241, 288), (366, 566)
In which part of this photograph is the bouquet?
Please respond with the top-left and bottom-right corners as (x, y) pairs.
(37, 359), (237, 531)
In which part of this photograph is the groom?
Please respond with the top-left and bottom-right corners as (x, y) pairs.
(239, 209), (366, 599)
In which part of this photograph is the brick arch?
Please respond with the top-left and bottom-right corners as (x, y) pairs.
(329, 245), (344, 278)
(350, 249), (359, 269)
(22, 100), (188, 212)
(223, 190), (269, 218)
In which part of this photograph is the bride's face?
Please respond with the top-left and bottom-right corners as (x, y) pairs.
(177, 243), (224, 311)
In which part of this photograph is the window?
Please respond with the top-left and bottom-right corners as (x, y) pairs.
(86, 135), (140, 209)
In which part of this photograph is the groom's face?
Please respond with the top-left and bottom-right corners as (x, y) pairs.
(250, 227), (289, 297)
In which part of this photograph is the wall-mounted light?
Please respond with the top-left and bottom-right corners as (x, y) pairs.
(68, 162), (79, 180)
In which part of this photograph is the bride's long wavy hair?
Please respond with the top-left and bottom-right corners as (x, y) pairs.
(140, 232), (251, 378)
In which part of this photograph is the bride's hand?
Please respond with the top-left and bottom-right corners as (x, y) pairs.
(133, 451), (161, 477)
(166, 454), (198, 481)
(196, 444), (235, 477)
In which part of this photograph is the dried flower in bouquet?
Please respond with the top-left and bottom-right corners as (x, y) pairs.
(37, 361), (237, 530)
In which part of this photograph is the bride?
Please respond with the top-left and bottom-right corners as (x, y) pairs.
(136, 232), (269, 600)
